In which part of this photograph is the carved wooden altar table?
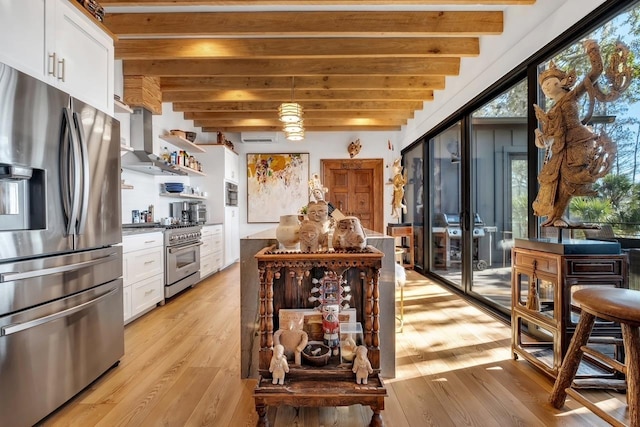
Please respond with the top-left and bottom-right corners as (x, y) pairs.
(253, 245), (387, 427)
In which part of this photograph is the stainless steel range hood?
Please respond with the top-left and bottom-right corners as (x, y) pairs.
(121, 107), (186, 176)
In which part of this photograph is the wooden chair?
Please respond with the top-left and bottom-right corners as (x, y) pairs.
(549, 288), (640, 427)
(395, 262), (407, 333)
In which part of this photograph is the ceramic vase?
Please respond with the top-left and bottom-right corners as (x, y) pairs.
(276, 215), (301, 250)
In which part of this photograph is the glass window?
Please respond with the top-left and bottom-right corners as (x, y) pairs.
(403, 142), (425, 271)
(470, 79), (528, 312)
(535, 4), (640, 237)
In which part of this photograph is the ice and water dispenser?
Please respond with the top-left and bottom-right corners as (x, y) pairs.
(0, 164), (44, 231)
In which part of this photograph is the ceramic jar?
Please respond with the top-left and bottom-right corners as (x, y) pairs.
(276, 215), (301, 250)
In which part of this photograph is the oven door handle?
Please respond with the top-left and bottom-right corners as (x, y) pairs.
(168, 242), (203, 254)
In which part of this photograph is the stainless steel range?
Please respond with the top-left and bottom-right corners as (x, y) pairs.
(164, 224), (202, 298)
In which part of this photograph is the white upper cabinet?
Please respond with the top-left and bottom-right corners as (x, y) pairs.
(225, 148), (239, 183)
(51, 0), (114, 114)
(0, 0), (114, 114)
(0, 0), (46, 79)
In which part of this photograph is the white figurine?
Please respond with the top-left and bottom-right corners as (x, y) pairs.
(269, 344), (289, 385)
(352, 345), (373, 384)
(273, 320), (308, 366)
(309, 173), (328, 202)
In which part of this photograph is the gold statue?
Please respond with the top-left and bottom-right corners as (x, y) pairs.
(533, 39), (631, 228)
(390, 158), (407, 220)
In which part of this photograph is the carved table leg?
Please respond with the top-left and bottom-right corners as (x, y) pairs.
(369, 404), (383, 427)
(256, 404), (269, 427)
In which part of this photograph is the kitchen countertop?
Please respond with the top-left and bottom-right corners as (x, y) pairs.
(122, 223), (165, 236)
(121, 222), (222, 236)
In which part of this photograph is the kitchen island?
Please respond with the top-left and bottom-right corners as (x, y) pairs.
(240, 228), (396, 379)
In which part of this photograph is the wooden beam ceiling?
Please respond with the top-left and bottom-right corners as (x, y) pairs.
(102, 1), (537, 134)
(116, 37), (480, 60)
(162, 89), (434, 102)
(160, 76), (446, 91)
(106, 11), (503, 36)
(103, 1), (535, 5)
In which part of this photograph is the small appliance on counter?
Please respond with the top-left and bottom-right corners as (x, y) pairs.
(189, 201), (207, 224)
(170, 201), (192, 224)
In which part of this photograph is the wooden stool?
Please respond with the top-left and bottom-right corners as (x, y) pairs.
(549, 288), (640, 427)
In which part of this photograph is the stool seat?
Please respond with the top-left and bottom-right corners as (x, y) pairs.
(574, 288), (640, 326)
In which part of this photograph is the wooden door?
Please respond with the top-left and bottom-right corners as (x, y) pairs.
(321, 159), (384, 233)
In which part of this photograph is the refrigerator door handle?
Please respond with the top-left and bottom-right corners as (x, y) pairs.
(73, 111), (90, 235)
(60, 107), (81, 236)
(0, 287), (119, 336)
(0, 251), (120, 283)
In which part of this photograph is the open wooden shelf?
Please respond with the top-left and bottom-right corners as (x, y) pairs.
(159, 192), (206, 200)
(114, 99), (133, 114)
(176, 165), (206, 176)
(159, 134), (205, 153)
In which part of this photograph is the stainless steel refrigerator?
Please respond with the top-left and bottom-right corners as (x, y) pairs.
(0, 62), (124, 426)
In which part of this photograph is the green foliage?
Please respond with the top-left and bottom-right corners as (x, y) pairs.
(473, 80), (527, 118)
(615, 182), (640, 235)
(572, 174), (640, 236)
(569, 197), (614, 223)
(593, 174), (633, 210)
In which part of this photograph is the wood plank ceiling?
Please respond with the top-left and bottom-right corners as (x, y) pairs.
(102, 1), (537, 134)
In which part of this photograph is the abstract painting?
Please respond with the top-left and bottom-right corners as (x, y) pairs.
(246, 153), (310, 223)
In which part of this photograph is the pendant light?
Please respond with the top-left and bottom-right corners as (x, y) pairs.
(283, 120), (304, 134)
(278, 77), (303, 124)
(285, 129), (305, 141)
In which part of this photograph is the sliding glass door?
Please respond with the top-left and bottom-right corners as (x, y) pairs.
(429, 122), (463, 290)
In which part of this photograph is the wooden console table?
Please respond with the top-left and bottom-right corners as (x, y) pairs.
(387, 224), (414, 269)
(253, 245), (387, 426)
(511, 240), (628, 380)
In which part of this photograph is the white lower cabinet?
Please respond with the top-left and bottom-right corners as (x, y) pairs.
(200, 224), (223, 279)
(122, 232), (164, 324)
(224, 207), (240, 267)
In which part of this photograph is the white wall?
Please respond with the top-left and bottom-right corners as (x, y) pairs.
(120, 102), (216, 223)
(399, 0), (607, 145)
(234, 131), (402, 237)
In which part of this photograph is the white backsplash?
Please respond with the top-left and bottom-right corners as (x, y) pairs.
(121, 170), (192, 224)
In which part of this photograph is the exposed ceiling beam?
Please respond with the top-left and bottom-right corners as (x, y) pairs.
(103, 1), (534, 5)
(161, 76), (446, 91)
(163, 89), (434, 102)
(202, 126), (402, 132)
(183, 111), (414, 120)
(173, 100), (424, 112)
(116, 37), (479, 60)
(124, 57), (460, 76)
(194, 118), (406, 127)
(105, 11), (503, 36)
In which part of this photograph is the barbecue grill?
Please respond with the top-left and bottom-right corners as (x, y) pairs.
(434, 212), (488, 270)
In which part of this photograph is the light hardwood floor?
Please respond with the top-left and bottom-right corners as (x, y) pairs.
(41, 264), (628, 426)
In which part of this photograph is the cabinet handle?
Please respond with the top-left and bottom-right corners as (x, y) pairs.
(57, 57), (66, 82)
(144, 260), (155, 265)
(48, 53), (57, 77)
(144, 289), (154, 295)
(144, 240), (156, 244)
